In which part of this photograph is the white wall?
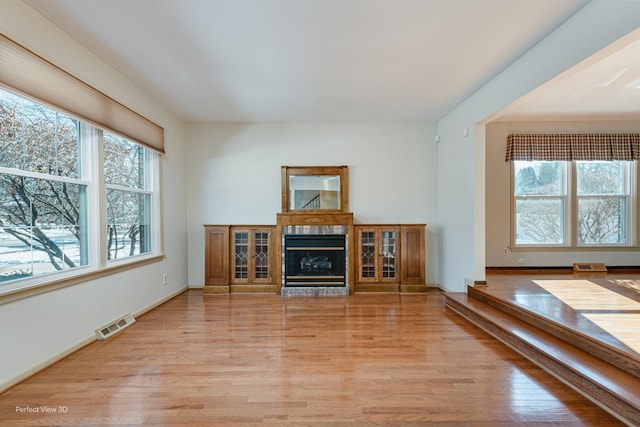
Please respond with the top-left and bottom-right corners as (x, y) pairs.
(186, 122), (438, 286)
(0, 2), (188, 390)
(486, 120), (640, 267)
(437, 0), (640, 291)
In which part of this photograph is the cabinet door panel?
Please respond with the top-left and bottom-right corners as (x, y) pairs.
(204, 226), (229, 286)
(253, 230), (271, 282)
(380, 230), (398, 282)
(401, 226), (425, 285)
(233, 231), (250, 281)
(359, 230), (377, 281)
(231, 227), (273, 284)
(356, 226), (399, 284)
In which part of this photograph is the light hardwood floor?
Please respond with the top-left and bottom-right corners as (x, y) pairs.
(0, 290), (623, 426)
(483, 272), (640, 359)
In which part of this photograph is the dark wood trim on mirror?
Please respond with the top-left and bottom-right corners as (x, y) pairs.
(281, 165), (349, 214)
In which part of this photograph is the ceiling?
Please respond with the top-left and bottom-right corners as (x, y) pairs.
(22, 0), (638, 123)
(497, 34), (640, 122)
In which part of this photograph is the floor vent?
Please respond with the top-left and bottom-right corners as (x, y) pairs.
(95, 314), (135, 340)
(573, 262), (607, 272)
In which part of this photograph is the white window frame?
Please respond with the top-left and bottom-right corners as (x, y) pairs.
(574, 161), (635, 247)
(512, 161), (570, 247)
(104, 146), (159, 265)
(512, 160), (637, 249)
(0, 88), (162, 298)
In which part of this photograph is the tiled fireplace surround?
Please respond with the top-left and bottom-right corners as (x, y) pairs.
(281, 224), (349, 297)
(277, 213), (354, 297)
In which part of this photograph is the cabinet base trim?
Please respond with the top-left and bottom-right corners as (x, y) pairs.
(354, 284), (429, 293)
(230, 285), (277, 294)
(355, 284), (400, 293)
(203, 285), (230, 294)
(400, 284), (429, 293)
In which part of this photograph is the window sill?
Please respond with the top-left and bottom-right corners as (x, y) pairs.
(0, 254), (165, 306)
(510, 246), (640, 252)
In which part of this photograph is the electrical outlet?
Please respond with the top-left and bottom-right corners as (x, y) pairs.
(503, 247), (509, 256)
(162, 273), (168, 285)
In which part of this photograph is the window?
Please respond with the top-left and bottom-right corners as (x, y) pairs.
(576, 161), (630, 245)
(513, 160), (634, 247)
(0, 87), (160, 287)
(104, 132), (153, 261)
(514, 161), (567, 245)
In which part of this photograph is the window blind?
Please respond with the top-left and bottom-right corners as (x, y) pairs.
(505, 133), (640, 161)
(0, 33), (164, 154)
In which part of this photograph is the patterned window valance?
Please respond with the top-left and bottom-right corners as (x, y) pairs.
(505, 133), (640, 161)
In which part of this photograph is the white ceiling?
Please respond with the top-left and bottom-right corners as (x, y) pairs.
(22, 0), (637, 123)
(498, 34), (640, 121)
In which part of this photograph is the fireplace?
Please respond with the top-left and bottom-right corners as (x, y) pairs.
(284, 234), (346, 287)
(278, 215), (352, 297)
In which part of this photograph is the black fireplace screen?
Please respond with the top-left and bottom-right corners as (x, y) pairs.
(284, 234), (346, 286)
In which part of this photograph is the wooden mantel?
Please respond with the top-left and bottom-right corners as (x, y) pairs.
(277, 212), (353, 227)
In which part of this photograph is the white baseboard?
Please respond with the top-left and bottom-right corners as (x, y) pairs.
(133, 287), (189, 318)
(0, 286), (189, 393)
(0, 334), (95, 393)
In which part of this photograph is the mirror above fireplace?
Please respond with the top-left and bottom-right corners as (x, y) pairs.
(281, 166), (349, 214)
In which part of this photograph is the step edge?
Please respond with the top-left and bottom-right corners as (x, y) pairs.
(445, 296), (639, 426)
(444, 295), (640, 402)
(467, 287), (640, 378)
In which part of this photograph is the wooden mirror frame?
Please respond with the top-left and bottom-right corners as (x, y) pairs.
(281, 165), (349, 214)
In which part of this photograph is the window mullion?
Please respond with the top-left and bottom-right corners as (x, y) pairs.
(151, 151), (163, 256)
(631, 161), (637, 246)
(94, 128), (107, 267)
(568, 161), (576, 247)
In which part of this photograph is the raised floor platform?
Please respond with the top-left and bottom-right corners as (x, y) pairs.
(444, 273), (640, 426)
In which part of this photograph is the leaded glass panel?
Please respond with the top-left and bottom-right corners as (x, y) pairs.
(381, 231), (396, 279)
(361, 231), (376, 278)
(234, 232), (249, 279)
(254, 231), (269, 280)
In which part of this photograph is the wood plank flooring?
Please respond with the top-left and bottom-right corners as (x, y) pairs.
(0, 290), (624, 426)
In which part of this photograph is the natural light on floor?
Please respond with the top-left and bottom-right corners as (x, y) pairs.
(533, 279), (640, 355)
(581, 313), (640, 355)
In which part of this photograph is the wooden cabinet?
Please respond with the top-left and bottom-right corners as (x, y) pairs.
(204, 225), (276, 294)
(356, 226), (400, 285)
(355, 224), (426, 292)
(230, 227), (274, 286)
(205, 223), (424, 294)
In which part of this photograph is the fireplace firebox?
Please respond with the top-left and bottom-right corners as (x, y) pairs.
(284, 234), (346, 286)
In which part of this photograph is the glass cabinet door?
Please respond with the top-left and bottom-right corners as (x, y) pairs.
(253, 231), (270, 281)
(381, 230), (397, 280)
(357, 226), (400, 284)
(360, 231), (377, 279)
(232, 228), (272, 284)
(233, 231), (249, 280)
